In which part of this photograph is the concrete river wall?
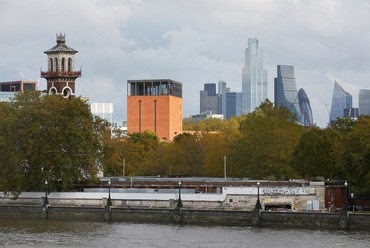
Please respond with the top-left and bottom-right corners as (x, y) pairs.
(0, 205), (369, 230)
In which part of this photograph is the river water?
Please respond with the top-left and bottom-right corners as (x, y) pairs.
(0, 218), (369, 248)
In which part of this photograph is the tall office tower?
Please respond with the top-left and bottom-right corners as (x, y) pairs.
(329, 81), (352, 124)
(298, 88), (314, 126)
(225, 92), (242, 120)
(204, 83), (216, 96)
(218, 80), (230, 118)
(127, 79), (182, 141)
(274, 65), (300, 120)
(90, 103), (114, 125)
(41, 34), (81, 99)
(200, 83), (219, 114)
(359, 89), (370, 116)
(242, 38), (268, 114)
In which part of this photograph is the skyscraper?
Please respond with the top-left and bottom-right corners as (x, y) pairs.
(242, 38), (267, 114)
(274, 65), (300, 120)
(359, 89), (370, 116)
(200, 83), (218, 114)
(329, 81), (352, 124)
(225, 92), (242, 120)
(218, 80), (230, 118)
(204, 83), (216, 96)
(298, 88), (314, 126)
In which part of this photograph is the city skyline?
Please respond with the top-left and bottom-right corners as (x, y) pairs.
(1, 1), (369, 128)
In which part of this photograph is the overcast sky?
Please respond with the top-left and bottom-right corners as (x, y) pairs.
(1, 0), (369, 128)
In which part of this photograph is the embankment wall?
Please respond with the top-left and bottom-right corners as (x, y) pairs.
(0, 205), (369, 230)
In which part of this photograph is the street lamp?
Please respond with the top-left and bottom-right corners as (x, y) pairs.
(254, 181), (262, 210)
(177, 181), (183, 208)
(44, 180), (49, 205)
(343, 181), (350, 211)
(106, 180), (113, 206)
(224, 155), (227, 180)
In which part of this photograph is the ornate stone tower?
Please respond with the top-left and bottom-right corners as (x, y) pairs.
(41, 33), (81, 99)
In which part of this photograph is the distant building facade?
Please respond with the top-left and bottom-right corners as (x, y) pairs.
(343, 108), (359, 119)
(359, 89), (370, 116)
(0, 81), (37, 92)
(200, 83), (219, 114)
(218, 80), (230, 118)
(298, 88), (314, 126)
(329, 81), (352, 124)
(41, 33), (81, 100)
(190, 111), (224, 123)
(90, 103), (114, 124)
(242, 38), (268, 114)
(274, 65), (300, 120)
(225, 92), (242, 120)
(127, 79), (182, 140)
(0, 92), (16, 102)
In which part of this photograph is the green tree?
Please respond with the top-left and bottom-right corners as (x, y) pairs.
(167, 133), (206, 176)
(334, 118), (370, 198)
(182, 117), (195, 131)
(290, 127), (340, 179)
(101, 130), (126, 177)
(0, 91), (108, 196)
(331, 117), (357, 135)
(203, 133), (231, 177)
(228, 100), (304, 179)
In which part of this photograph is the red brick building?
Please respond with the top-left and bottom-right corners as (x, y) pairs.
(127, 79), (182, 140)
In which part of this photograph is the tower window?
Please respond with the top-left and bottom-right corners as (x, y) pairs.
(68, 58), (72, 71)
(61, 58), (65, 71)
(50, 58), (53, 71)
(55, 58), (58, 71)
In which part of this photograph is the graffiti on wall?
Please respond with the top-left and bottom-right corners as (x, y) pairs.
(262, 187), (315, 196)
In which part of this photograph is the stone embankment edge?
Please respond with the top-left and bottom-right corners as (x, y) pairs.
(0, 205), (369, 230)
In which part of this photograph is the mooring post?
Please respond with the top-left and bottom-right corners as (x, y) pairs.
(252, 209), (262, 227)
(104, 205), (112, 221)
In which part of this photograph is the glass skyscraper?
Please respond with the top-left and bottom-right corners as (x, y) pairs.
(242, 38), (267, 114)
(359, 89), (370, 116)
(274, 65), (300, 120)
(225, 92), (242, 120)
(298, 88), (314, 126)
(329, 81), (352, 124)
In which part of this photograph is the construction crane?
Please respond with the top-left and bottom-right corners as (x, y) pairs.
(325, 104), (330, 117)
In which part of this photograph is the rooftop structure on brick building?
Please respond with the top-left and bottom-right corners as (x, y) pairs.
(127, 79), (183, 140)
(41, 33), (81, 99)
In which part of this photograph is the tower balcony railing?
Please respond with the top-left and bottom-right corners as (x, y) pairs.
(40, 69), (82, 78)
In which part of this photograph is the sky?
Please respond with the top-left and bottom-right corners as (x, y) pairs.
(1, 0), (370, 128)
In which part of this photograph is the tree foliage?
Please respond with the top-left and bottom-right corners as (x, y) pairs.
(0, 91), (108, 195)
(229, 100), (304, 179)
(334, 118), (370, 198)
(290, 127), (340, 178)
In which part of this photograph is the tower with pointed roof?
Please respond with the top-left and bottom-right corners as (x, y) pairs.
(41, 33), (81, 99)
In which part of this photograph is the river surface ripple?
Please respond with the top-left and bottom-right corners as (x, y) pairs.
(0, 218), (369, 248)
